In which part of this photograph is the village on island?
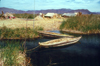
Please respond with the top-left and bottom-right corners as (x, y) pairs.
(0, 11), (82, 19)
(0, 9), (100, 66)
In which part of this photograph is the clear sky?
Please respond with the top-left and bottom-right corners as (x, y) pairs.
(0, 0), (100, 12)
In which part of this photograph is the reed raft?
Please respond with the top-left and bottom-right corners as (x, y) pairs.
(61, 29), (100, 35)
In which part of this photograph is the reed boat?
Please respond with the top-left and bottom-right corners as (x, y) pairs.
(38, 31), (74, 38)
(39, 36), (82, 48)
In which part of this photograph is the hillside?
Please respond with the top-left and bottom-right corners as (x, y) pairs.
(0, 7), (100, 14)
(0, 7), (26, 14)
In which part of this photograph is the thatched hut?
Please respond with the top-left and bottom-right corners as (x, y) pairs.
(76, 12), (82, 16)
(34, 13), (44, 20)
(39, 13), (44, 17)
(62, 13), (78, 18)
(3, 12), (15, 19)
(44, 13), (58, 18)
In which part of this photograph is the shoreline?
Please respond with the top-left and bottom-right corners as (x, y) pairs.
(60, 29), (100, 35)
(0, 36), (40, 41)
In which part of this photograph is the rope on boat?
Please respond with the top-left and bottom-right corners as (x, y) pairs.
(26, 45), (40, 51)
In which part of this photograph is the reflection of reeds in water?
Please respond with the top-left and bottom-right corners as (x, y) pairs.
(60, 14), (100, 33)
(0, 26), (43, 39)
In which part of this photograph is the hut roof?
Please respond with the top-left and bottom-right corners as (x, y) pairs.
(3, 12), (14, 17)
(45, 13), (57, 17)
(62, 13), (76, 17)
(39, 13), (43, 16)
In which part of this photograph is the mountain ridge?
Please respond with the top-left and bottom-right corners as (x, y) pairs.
(0, 7), (100, 14)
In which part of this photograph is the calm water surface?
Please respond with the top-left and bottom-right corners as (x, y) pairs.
(26, 31), (100, 66)
(0, 31), (100, 66)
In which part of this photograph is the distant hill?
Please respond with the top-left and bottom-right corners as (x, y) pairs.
(91, 12), (100, 14)
(68, 9), (91, 14)
(0, 7), (100, 14)
(27, 9), (73, 14)
(0, 7), (26, 14)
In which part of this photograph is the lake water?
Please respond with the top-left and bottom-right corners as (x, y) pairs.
(0, 31), (100, 66)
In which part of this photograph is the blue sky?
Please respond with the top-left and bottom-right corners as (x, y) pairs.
(0, 0), (100, 12)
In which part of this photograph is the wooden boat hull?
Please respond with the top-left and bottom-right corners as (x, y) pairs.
(39, 36), (82, 48)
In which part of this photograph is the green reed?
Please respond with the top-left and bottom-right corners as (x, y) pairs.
(0, 26), (43, 39)
(60, 14), (100, 32)
(0, 41), (24, 66)
(13, 13), (36, 19)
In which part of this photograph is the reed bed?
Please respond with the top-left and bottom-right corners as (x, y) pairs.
(0, 26), (43, 39)
(34, 18), (63, 30)
(0, 41), (26, 66)
(0, 14), (65, 66)
(13, 13), (36, 19)
(60, 14), (100, 33)
(0, 17), (63, 31)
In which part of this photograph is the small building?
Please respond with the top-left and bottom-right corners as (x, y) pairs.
(35, 13), (44, 20)
(76, 12), (82, 16)
(62, 13), (78, 18)
(39, 13), (44, 17)
(3, 12), (15, 19)
(44, 13), (58, 18)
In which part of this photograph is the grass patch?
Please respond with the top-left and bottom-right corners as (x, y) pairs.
(60, 14), (100, 32)
(0, 41), (25, 66)
(0, 26), (43, 39)
(13, 13), (36, 19)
